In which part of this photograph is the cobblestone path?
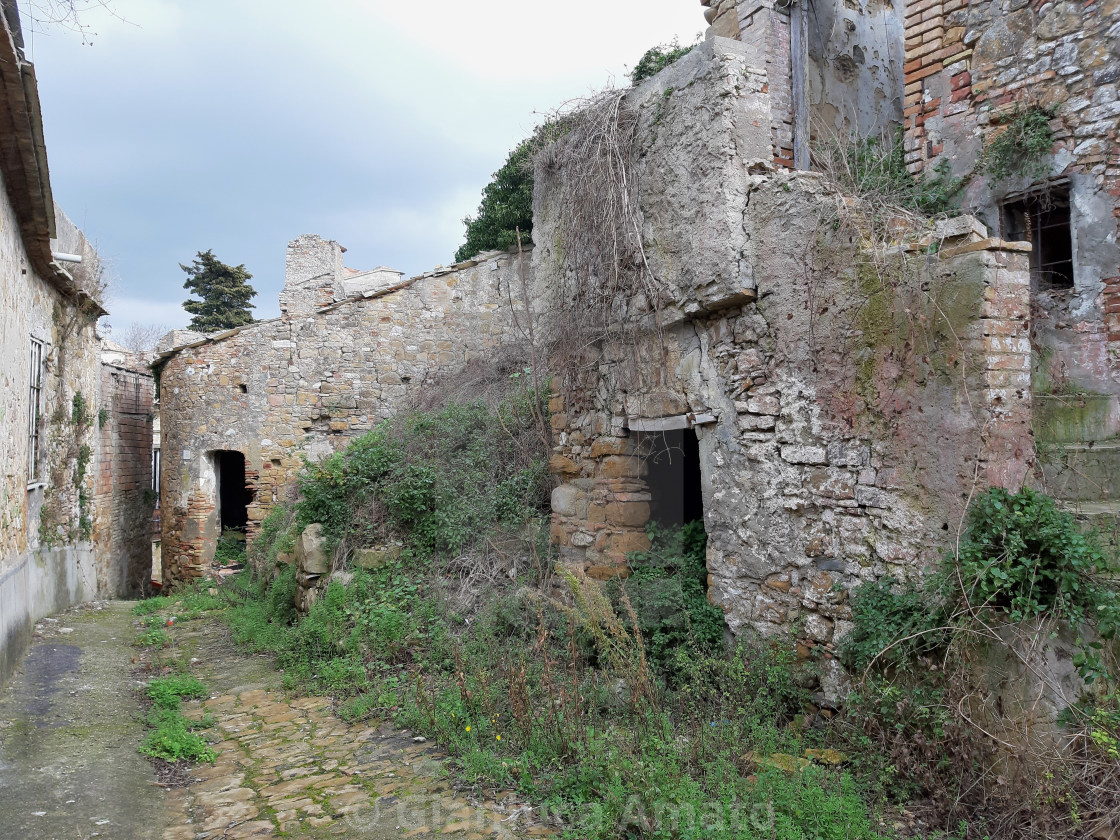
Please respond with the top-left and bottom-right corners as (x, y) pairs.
(164, 688), (550, 839)
(0, 601), (552, 839)
(160, 616), (553, 840)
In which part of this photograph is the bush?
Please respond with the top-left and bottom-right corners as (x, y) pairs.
(815, 129), (965, 215)
(956, 487), (1119, 679)
(629, 39), (695, 86)
(981, 105), (1056, 181)
(956, 488), (1116, 622)
(841, 577), (949, 673)
(248, 503), (296, 571)
(296, 395), (548, 558)
(612, 521), (725, 679)
(213, 529), (246, 567)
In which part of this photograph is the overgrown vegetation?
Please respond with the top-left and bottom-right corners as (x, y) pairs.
(296, 394), (548, 560)
(454, 139), (535, 263)
(207, 382), (898, 839)
(840, 486), (1120, 838)
(813, 129), (965, 217)
(39, 389), (96, 546)
(224, 556), (890, 839)
(628, 39), (696, 86)
(981, 105), (1056, 182)
(139, 674), (216, 763)
(610, 521), (724, 677)
(213, 529), (246, 567)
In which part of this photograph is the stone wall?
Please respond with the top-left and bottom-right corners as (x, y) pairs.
(91, 363), (155, 598)
(157, 244), (534, 586)
(901, 0), (1120, 383)
(537, 42), (1033, 680)
(0, 192), (102, 684)
(899, 0), (1120, 518)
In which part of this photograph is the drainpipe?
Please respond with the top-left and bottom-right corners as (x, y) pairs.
(791, 0), (810, 170)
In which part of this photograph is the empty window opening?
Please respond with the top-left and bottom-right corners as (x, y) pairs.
(1002, 186), (1074, 290)
(636, 429), (704, 528)
(215, 450), (252, 532)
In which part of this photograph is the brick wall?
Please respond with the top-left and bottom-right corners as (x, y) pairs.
(737, 1), (795, 166)
(92, 363), (155, 597)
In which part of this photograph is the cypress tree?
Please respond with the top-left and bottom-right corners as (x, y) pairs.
(181, 249), (257, 332)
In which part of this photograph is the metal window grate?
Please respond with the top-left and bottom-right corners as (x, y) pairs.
(28, 339), (43, 482)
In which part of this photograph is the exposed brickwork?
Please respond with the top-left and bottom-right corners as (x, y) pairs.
(91, 363), (155, 597)
(901, 0), (1120, 387)
(737, 0), (794, 166)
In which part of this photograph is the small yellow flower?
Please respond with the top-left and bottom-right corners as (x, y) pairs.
(496, 735), (501, 741)
(465, 726), (471, 732)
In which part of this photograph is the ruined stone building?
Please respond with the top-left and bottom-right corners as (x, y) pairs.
(0, 1), (154, 683)
(153, 0), (1117, 666)
(154, 236), (533, 586)
(701, 0), (1120, 507)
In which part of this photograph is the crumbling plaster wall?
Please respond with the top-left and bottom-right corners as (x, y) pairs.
(804, 0), (905, 138)
(702, 0), (905, 163)
(902, 0), (1120, 396)
(158, 247), (534, 587)
(0, 188), (101, 684)
(539, 41), (1032, 664)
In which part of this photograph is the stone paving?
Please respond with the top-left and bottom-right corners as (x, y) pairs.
(164, 688), (551, 839)
(0, 600), (553, 839)
(156, 616), (554, 839)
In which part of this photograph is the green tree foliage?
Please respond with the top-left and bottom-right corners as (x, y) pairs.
(454, 140), (535, 263)
(181, 249), (257, 333)
(628, 39), (695, 85)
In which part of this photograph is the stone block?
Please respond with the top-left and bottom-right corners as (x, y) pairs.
(739, 414), (776, 431)
(551, 484), (588, 518)
(780, 445), (828, 465)
(586, 564), (631, 581)
(297, 523), (331, 575)
(549, 454), (581, 476)
(610, 531), (652, 555)
(599, 456), (647, 479)
(746, 395), (781, 415)
(605, 501), (651, 528)
(352, 543), (402, 570)
(589, 437), (630, 458)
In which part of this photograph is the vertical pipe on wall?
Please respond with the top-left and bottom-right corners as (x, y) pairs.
(791, 0), (810, 170)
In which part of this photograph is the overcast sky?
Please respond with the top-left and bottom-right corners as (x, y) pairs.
(21, 0), (703, 332)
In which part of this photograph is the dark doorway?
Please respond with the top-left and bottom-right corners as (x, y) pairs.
(216, 450), (251, 532)
(637, 429), (704, 527)
(1002, 186), (1074, 290)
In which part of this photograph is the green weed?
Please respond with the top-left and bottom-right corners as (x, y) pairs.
(139, 674), (216, 764)
(133, 597), (168, 616)
(134, 627), (172, 648)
